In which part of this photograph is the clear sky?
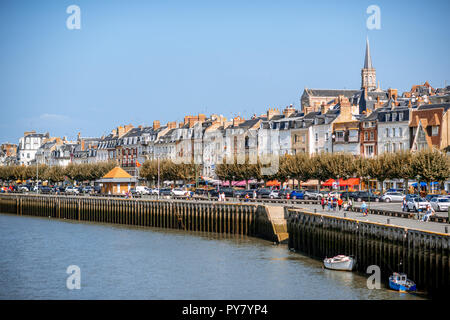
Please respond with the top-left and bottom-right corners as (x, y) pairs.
(1, 0), (449, 143)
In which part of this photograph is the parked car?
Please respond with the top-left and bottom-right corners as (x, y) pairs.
(381, 192), (405, 203)
(429, 197), (450, 212)
(82, 186), (94, 194)
(303, 190), (321, 200)
(171, 188), (189, 196)
(209, 188), (236, 198)
(278, 189), (292, 199)
(17, 185), (29, 192)
(351, 191), (380, 202)
(340, 191), (358, 201)
(255, 188), (273, 199)
(425, 194), (440, 202)
(235, 189), (254, 198)
(38, 186), (53, 194)
(151, 188), (160, 195)
(159, 188), (173, 196)
(289, 190), (304, 200)
(65, 186), (80, 194)
(406, 197), (430, 212)
(136, 186), (151, 195)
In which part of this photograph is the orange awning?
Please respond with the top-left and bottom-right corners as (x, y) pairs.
(266, 180), (281, 187)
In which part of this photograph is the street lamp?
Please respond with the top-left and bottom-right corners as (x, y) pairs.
(366, 175), (371, 211)
(287, 175), (290, 190)
(416, 175), (421, 198)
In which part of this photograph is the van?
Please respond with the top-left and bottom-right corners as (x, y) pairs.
(136, 186), (150, 195)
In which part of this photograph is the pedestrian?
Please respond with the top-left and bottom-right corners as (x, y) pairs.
(338, 197), (343, 211)
(245, 193), (249, 202)
(332, 197), (337, 211)
(422, 205), (435, 222)
(327, 197), (332, 211)
(321, 197), (325, 210)
(348, 198), (353, 211)
(402, 197), (407, 212)
(253, 190), (257, 199)
(361, 201), (368, 216)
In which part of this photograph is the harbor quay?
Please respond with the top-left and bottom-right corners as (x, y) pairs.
(0, 193), (448, 296)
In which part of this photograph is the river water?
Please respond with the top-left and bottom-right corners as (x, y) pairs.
(0, 214), (424, 300)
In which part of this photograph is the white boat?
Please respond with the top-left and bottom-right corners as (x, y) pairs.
(323, 255), (355, 271)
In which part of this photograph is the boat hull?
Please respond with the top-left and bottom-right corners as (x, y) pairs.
(323, 257), (355, 271)
(389, 280), (416, 292)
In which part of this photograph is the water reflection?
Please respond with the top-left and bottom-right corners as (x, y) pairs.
(0, 214), (425, 300)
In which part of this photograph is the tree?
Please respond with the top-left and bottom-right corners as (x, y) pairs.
(411, 149), (450, 192)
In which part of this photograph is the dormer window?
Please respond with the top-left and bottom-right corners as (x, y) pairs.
(399, 113), (404, 121)
(386, 114), (390, 121)
(392, 113), (397, 121)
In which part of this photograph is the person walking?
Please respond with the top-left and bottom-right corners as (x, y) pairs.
(332, 197), (337, 211)
(402, 197), (407, 212)
(361, 201), (368, 216)
(321, 197), (325, 210)
(327, 196), (332, 211)
(338, 197), (343, 211)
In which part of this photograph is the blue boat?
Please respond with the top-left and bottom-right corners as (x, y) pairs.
(389, 273), (416, 292)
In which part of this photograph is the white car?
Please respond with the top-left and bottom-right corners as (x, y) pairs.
(406, 197), (430, 212)
(136, 186), (151, 195)
(171, 188), (188, 196)
(18, 185), (29, 192)
(381, 192), (405, 202)
(269, 190), (279, 199)
(65, 186), (79, 194)
(151, 188), (160, 195)
(429, 197), (450, 212)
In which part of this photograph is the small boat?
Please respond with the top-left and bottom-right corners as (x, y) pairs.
(323, 255), (355, 271)
(389, 273), (416, 292)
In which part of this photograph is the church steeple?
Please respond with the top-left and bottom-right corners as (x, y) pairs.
(364, 37), (373, 69)
(361, 37), (376, 91)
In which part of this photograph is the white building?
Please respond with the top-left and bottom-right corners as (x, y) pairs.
(18, 131), (49, 165)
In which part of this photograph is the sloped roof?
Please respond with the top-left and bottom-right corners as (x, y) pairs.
(103, 167), (132, 179)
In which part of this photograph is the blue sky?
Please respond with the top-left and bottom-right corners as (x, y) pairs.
(1, 0), (449, 143)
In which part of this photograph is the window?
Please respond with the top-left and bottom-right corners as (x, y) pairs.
(399, 127), (403, 137)
(315, 133), (318, 142)
(399, 113), (404, 121)
(364, 132), (368, 141)
(386, 128), (389, 137)
(432, 126), (439, 136)
(370, 132), (374, 140)
(393, 128), (397, 137)
(365, 145), (374, 156)
(386, 114), (390, 122)
(392, 143), (396, 152)
(392, 113), (397, 121)
(325, 133), (329, 141)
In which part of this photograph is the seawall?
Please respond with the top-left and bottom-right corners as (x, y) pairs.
(287, 208), (449, 296)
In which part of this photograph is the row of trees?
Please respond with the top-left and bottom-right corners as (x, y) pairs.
(0, 161), (116, 184)
(214, 150), (450, 192)
(139, 160), (201, 185)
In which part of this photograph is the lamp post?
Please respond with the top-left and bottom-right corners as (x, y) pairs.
(287, 175), (290, 190)
(416, 175), (421, 198)
(366, 175), (371, 211)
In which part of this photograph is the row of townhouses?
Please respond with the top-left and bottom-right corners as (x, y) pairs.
(2, 39), (450, 190)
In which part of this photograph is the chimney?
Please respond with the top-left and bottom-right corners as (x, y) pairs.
(283, 105), (295, 117)
(153, 120), (160, 130)
(388, 88), (398, 101)
(81, 140), (85, 151)
(266, 108), (280, 120)
(167, 121), (177, 129)
(232, 116), (245, 127)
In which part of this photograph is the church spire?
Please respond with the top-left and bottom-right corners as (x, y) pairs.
(364, 37), (373, 69)
(361, 37), (376, 91)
